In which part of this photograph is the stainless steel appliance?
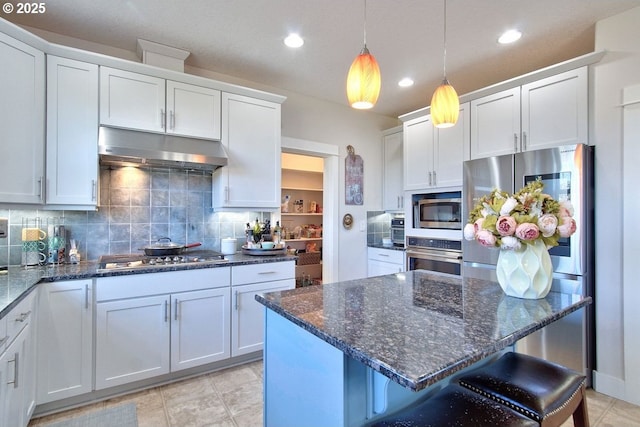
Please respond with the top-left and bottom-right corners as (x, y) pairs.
(97, 250), (228, 273)
(412, 192), (462, 230)
(462, 143), (594, 383)
(406, 237), (462, 276)
(98, 126), (228, 171)
(390, 218), (405, 246)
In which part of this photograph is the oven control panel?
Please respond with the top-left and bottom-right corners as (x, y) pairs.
(407, 237), (461, 251)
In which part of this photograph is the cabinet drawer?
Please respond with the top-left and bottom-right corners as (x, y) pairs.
(4, 289), (36, 348)
(367, 247), (405, 265)
(96, 267), (231, 301)
(232, 261), (295, 286)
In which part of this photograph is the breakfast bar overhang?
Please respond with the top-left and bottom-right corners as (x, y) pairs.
(256, 271), (591, 427)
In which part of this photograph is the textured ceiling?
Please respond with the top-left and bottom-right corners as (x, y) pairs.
(6, 0), (640, 118)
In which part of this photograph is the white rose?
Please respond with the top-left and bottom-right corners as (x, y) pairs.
(463, 223), (476, 241)
(500, 236), (522, 251)
(499, 197), (518, 216)
(537, 214), (558, 237)
(559, 200), (574, 217)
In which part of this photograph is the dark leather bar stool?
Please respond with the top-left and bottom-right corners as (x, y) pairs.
(457, 352), (589, 427)
(371, 383), (539, 427)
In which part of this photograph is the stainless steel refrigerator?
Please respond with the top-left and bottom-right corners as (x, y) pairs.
(462, 144), (594, 383)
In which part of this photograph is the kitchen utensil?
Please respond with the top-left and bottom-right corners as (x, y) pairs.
(221, 238), (237, 255)
(140, 238), (202, 256)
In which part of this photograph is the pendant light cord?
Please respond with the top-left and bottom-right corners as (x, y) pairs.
(443, 0), (447, 79)
(363, 0), (368, 51)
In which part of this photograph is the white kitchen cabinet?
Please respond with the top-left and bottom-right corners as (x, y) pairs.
(213, 93), (281, 209)
(367, 247), (405, 277)
(0, 32), (45, 205)
(95, 268), (231, 389)
(99, 67), (221, 140)
(46, 56), (99, 207)
(1, 290), (36, 427)
(404, 104), (468, 191)
(37, 280), (93, 404)
(95, 294), (170, 389)
(470, 67), (587, 159)
(521, 68), (588, 151)
(231, 262), (295, 356)
(382, 127), (404, 210)
(170, 287), (231, 371)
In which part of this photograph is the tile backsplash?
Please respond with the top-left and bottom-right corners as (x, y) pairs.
(0, 166), (269, 265)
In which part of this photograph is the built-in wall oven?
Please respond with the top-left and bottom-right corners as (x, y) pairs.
(390, 218), (405, 246)
(406, 237), (462, 276)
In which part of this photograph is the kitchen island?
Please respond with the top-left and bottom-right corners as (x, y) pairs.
(256, 270), (591, 427)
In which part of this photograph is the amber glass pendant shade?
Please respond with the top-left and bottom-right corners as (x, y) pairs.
(431, 80), (459, 128)
(347, 47), (381, 109)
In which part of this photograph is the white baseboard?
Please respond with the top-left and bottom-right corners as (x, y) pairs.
(593, 370), (627, 400)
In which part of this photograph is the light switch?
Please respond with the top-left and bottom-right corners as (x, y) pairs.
(0, 218), (7, 238)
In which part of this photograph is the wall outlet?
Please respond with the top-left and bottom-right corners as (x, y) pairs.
(0, 217), (7, 238)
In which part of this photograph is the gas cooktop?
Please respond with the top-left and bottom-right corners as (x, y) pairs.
(97, 250), (229, 273)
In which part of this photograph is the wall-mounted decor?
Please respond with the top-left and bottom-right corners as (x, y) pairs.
(345, 145), (363, 205)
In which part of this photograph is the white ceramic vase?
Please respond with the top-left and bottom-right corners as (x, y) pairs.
(496, 239), (553, 299)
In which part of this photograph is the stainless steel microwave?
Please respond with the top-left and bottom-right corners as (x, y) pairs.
(413, 193), (462, 229)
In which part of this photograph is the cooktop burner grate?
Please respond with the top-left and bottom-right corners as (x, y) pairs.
(97, 250), (228, 272)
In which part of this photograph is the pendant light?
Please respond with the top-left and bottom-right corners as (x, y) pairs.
(431, 0), (459, 128)
(346, 0), (381, 110)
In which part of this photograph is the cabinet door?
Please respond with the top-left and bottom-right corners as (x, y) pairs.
(171, 288), (230, 371)
(383, 130), (404, 210)
(521, 67), (587, 151)
(404, 115), (434, 190)
(1, 325), (29, 427)
(232, 279), (294, 356)
(213, 93), (281, 208)
(367, 259), (404, 277)
(434, 103), (469, 188)
(99, 66), (165, 132)
(470, 87), (521, 159)
(46, 56), (99, 207)
(95, 295), (170, 389)
(37, 280), (93, 404)
(0, 33), (45, 204)
(166, 81), (221, 140)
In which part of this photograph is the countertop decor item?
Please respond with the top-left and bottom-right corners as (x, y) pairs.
(463, 180), (577, 299)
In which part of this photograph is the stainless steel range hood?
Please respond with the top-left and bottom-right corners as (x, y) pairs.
(98, 127), (228, 171)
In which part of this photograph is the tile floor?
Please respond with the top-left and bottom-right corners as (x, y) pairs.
(29, 360), (640, 427)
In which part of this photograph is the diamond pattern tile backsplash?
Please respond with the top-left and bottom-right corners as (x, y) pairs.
(0, 166), (270, 265)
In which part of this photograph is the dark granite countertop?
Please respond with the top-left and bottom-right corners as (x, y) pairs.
(256, 270), (591, 392)
(367, 243), (406, 251)
(0, 253), (296, 320)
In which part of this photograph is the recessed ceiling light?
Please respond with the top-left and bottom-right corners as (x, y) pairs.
(284, 33), (304, 48)
(398, 78), (414, 88)
(498, 29), (522, 44)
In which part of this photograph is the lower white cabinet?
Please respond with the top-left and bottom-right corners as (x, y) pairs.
(231, 262), (295, 356)
(94, 268), (231, 390)
(367, 247), (406, 277)
(37, 280), (93, 404)
(1, 291), (36, 427)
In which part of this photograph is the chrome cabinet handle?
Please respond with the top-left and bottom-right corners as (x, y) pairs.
(164, 300), (169, 322)
(224, 186), (229, 202)
(258, 271), (276, 275)
(428, 171), (433, 186)
(522, 131), (527, 151)
(15, 311), (31, 322)
(234, 290), (239, 310)
(160, 109), (166, 129)
(0, 336), (8, 347)
(38, 176), (44, 203)
(85, 284), (89, 309)
(170, 110), (175, 130)
(514, 133), (518, 152)
(174, 299), (179, 321)
(91, 180), (97, 201)
(7, 353), (19, 388)
(433, 171), (437, 186)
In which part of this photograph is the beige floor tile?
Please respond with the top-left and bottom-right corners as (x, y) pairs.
(105, 387), (165, 412)
(137, 407), (170, 427)
(210, 365), (260, 394)
(220, 381), (263, 417)
(165, 394), (231, 427)
(162, 375), (217, 405)
(233, 406), (264, 427)
(248, 360), (264, 379)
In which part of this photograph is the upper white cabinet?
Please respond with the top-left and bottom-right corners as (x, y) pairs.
(382, 127), (404, 210)
(0, 32), (45, 205)
(404, 103), (469, 191)
(470, 67), (587, 159)
(213, 93), (282, 209)
(46, 56), (99, 207)
(99, 67), (221, 140)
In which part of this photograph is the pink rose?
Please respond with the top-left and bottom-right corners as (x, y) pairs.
(515, 223), (540, 241)
(557, 217), (577, 238)
(496, 215), (517, 236)
(474, 218), (485, 233)
(537, 214), (558, 237)
(476, 230), (497, 247)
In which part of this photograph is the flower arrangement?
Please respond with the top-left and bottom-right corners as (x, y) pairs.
(463, 180), (576, 251)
